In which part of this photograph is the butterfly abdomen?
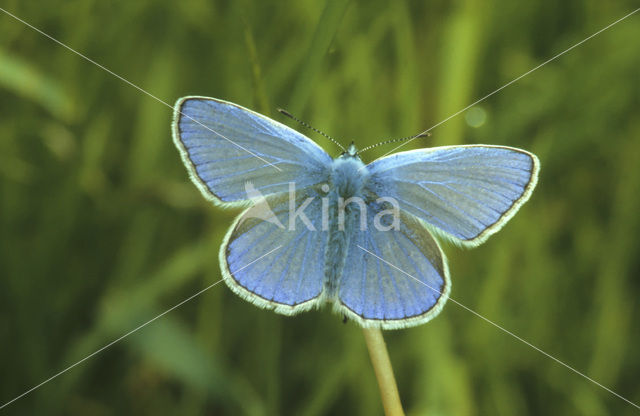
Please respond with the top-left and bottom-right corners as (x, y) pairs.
(323, 156), (369, 301)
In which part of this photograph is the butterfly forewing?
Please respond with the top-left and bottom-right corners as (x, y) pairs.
(173, 97), (332, 205)
(367, 145), (539, 246)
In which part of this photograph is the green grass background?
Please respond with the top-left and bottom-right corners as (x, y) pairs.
(1, 1), (639, 415)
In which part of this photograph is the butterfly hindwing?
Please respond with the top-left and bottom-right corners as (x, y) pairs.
(221, 187), (328, 314)
(172, 97), (332, 206)
(367, 145), (539, 246)
(337, 202), (450, 329)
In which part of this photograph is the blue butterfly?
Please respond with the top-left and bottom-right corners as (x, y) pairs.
(172, 96), (540, 329)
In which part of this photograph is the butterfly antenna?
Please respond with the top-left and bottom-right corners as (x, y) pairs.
(356, 131), (431, 156)
(278, 108), (346, 152)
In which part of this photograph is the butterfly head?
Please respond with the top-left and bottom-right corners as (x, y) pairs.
(339, 142), (360, 160)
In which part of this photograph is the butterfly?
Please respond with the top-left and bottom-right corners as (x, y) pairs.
(172, 96), (540, 329)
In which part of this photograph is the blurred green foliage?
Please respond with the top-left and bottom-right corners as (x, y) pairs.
(1, 1), (639, 415)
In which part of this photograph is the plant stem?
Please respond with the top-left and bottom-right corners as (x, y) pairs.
(363, 328), (405, 416)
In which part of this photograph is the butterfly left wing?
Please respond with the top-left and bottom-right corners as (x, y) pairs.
(173, 96), (332, 206)
(221, 186), (328, 314)
(337, 203), (450, 329)
(367, 145), (539, 246)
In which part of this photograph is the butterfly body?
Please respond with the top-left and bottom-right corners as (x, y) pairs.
(324, 148), (369, 299)
(172, 96), (540, 329)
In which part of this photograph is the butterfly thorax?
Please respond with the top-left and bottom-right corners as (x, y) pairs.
(330, 154), (367, 198)
(323, 152), (370, 301)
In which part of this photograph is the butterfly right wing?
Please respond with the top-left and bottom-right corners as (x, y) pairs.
(336, 203), (450, 330)
(367, 145), (539, 246)
(220, 186), (328, 314)
(173, 96), (332, 206)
